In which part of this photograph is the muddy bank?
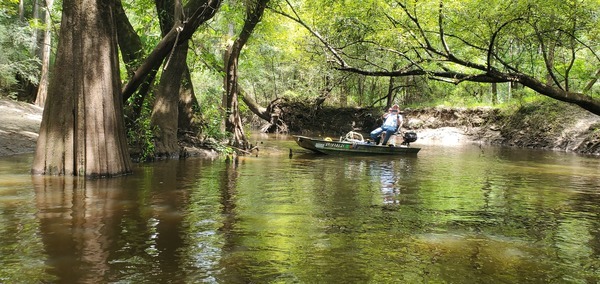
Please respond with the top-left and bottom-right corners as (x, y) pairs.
(272, 101), (600, 155)
(405, 104), (600, 155)
(0, 98), (219, 159)
(0, 99), (42, 156)
(1, 98), (599, 157)
(494, 103), (600, 155)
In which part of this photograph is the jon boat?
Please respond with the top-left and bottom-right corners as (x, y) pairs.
(294, 131), (420, 155)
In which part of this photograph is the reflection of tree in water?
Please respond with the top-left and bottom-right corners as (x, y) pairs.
(571, 187), (600, 281)
(368, 160), (406, 205)
(33, 176), (115, 283)
(219, 158), (239, 237)
(32, 160), (200, 283)
(462, 163), (600, 282)
(147, 160), (195, 281)
(216, 158), (246, 282)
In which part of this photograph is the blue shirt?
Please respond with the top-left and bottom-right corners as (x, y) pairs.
(382, 113), (402, 130)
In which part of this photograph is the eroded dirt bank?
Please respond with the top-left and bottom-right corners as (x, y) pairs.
(1, 98), (599, 157)
(270, 100), (600, 156)
(403, 104), (600, 155)
(0, 99), (43, 156)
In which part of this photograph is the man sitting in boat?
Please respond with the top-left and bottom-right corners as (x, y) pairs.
(370, 104), (403, 145)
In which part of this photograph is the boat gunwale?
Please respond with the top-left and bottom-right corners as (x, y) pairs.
(294, 135), (420, 155)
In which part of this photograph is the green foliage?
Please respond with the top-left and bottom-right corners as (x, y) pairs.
(188, 66), (228, 140)
(266, 0), (599, 110)
(0, 10), (40, 96)
(214, 143), (234, 156)
(122, 0), (161, 46)
(2, 0), (597, 116)
(129, 118), (156, 162)
(126, 96), (156, 162)
(0, 0), (20, 17)
(590, 123), (600, 134)
(199, 102), (228, 140)
(73, 0), (600, 149)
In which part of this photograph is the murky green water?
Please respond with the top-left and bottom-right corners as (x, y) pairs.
(1, 136), (599, 283)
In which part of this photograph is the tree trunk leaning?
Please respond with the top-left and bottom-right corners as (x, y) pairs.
(224, 43), (249, 149)
(150, 41), (189, 158)
(223, 0), (269, 149)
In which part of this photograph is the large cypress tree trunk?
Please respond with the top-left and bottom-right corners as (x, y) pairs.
(32, 0), (132, 177)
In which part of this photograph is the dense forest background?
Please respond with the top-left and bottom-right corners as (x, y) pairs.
(0, 0), (598, 175)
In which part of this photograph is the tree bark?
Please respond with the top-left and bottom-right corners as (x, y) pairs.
(491, 83), (498, 105)
(35, 0), (54, 107)
(32, 0), (132, 177)
(197, 49), (272, 123)
(121, 0), (222, 99)
(114, 0), (160, 127)
(386, 75), (395, 108)
(19, 0), (25, 20)
(151, 41), (189, 158)
(224, 45), (248, 148)
(157, 0), (201, 135)
(178, 66), (200, 132)
(583, 69), (600, 93)
(224, 0), (269, 149)
(149, 0), (192, 158)
(115, 0), (145, 80)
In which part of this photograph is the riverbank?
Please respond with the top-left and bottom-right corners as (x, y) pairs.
(403, 103), (600, 155)
(0, 99), (42, 156)
(1, 98), (599, 157)
(268, 99), (600, 156)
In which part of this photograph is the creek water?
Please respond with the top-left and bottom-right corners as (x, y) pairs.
(0, 135), (599, 283)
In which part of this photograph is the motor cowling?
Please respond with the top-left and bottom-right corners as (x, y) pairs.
(403, 131), (418, 143)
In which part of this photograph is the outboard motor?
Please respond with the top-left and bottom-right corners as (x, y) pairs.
(402, 131), (418, 146)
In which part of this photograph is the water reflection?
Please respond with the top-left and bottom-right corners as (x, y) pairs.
(0, 155), (49, 283)
(0, 141), (599, 283)
(34, 176), (114, 283)
(367, 158), (417, 205)
(31, 159), (206, 283)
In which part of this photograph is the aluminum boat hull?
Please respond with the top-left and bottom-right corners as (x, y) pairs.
(294, 135), (420, 155)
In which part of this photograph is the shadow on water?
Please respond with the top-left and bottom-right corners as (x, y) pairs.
(0, 137), (599, 283)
